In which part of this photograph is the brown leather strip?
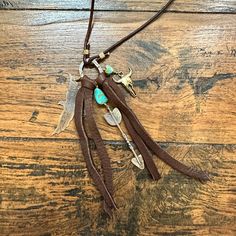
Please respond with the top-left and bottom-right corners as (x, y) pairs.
(83, 0), (95, 61)
(97, 73), (210, 182)
(84, 0), (175, 65)
(81, 77), (96, 90)
(108, 77), (161, 180)
(74, 85), (117, 209)
(83, 86), (115, 216)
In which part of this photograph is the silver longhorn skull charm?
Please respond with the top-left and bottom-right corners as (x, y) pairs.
(113, 67), (137, 97)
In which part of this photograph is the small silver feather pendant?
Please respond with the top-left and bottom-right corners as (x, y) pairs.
(53, 74), (80, 135)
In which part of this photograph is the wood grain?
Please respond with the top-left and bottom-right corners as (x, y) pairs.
(0, 1), (236, 235)
(0, 140), (235, 235)
(0, 11), (236, 144)
(0, 0), (235, 12)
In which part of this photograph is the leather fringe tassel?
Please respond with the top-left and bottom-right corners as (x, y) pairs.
(96, 72), (210, 182)
(74, 76), (117, 216)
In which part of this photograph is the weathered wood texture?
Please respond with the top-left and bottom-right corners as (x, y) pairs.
(0, 11), (236, 144)
(0, 1), (236, 235)
(0, 0), (236, 12)
(0, 140), (235, 235)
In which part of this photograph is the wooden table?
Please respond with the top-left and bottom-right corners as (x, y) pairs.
(0, 1), (236, 235)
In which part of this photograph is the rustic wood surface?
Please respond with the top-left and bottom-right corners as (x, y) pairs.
(0, 0), (236, 12)
(0, 0), (236, 235)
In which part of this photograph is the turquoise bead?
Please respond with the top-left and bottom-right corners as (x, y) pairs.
(94, 88), (108, 105)
(105, 65), (114, 75)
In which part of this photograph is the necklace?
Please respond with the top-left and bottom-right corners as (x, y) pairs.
(54, 0), (209, 217)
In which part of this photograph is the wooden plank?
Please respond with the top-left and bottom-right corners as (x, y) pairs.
(0, 140), (235, 235)
(0, 11), (236, 144)
(0, 0), (236, 12)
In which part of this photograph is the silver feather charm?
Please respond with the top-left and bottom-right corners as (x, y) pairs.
(53, 74), (80, 135)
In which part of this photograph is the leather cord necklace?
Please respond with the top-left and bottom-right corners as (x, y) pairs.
(82, 0), (176, 65)
(71, 0), (210, 216)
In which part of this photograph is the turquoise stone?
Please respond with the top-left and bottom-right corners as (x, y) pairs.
(105, 65), (114, 75)
(94, 88), (108, 105)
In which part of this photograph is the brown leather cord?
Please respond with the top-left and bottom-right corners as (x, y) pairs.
(74, 78), (117, 210)
(76, 0), (210, 216)
(108, 77), (161, 180)
(83, 0), (175, 65)
(96, 72), (210, 182)
(83, 0), (95, 61)
(83, 85), (115, 216)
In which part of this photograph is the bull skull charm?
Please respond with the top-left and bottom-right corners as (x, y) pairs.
(113, 67), (137, 97)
